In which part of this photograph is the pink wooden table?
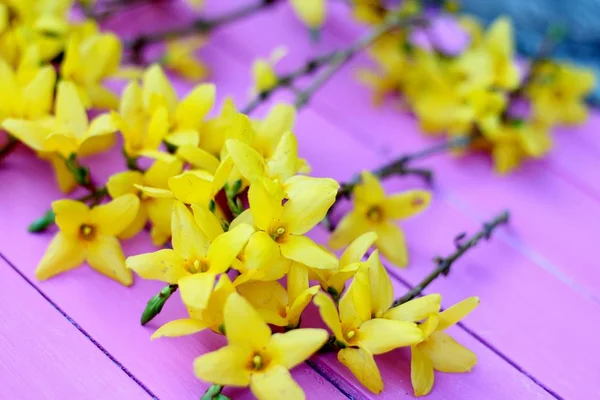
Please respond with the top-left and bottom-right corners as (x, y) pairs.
(1, 2), (598, 399)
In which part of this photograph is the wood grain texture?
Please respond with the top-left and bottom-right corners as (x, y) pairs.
(0, 257), (152, 400)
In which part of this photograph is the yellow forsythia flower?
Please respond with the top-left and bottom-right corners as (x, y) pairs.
(527, 61), (596, 126)
(246, 176), (339, 270)
(162, 38), (208, 81)
(126, 202), (253, 310)
(194, 293), (328, 400)
(61, 21), (122, 109)
(237, 263), (320, 328)
(289, 0), (326, 28)
(311, 231), (378, 300)
(314, 266), (423, 393)
(484, 120), (552, 175)
(251, 46), (286, 94)
(401, 297), (479, 397)
(152, 274), (236, 339)
(329, 171), (431, 267)
(36, 194), (140, 286)
(106, 159), (183, 245)
(3, 81), (116, 158)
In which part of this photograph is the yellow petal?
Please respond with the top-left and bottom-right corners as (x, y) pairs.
(207, 223), (254, 273)
(106, 171), (144, 197)
(87, 235), (133, 286)
(165, 129), (199, 148)
(411, 345), (435, 397)
(242, 231), (282, 272)
(175, 83), (215, 127)
(250, 365), (304, 400)
(145, 106), (170, 151)
(143, 64), (177, 114)
(178, 272), (216, 310)
(46, 153), (78, 193)
(52, 199), (90, 235)
(168, 171), (213, 205)
(328, 211), (370, 250)
(86, 113), (117, 139)
(237, 281), (288, 317)
(267, 131), (298, 181)
(281, 176), (339, 235)
(225, 293), (271, 349)
(126, 249), (187, 283)
(22, 65), (56, 117)
(280, 235), (338, 270)
(339, 265), (371, 327)
(55, 81), (89, 137)
(191, 203), (223, 241)
(337, 347), (383, 394)
(339, 231), (377, 267)
(419, 315), (440, 339)
(176, 145), (220, 173)
(151, 318), (208, 339)
(354, 171), (385, 205)
(366, 251), (394, 316)
(313, 292), (343, 342)
(194, 345), (253, 386)
(2, 119), (51, 152)
(118, 203), (149, 240)
(287, 286), (320, 327)
(419, 331), (477, 372)
(91, 194), (140, 236)
(375, 222), (408, 267)
(254, 104), (295, 157)
(382, 190), (432, 220)
(358, 319), (422, 354)
(289, 0), (326, 28)
(384, 294), (442, 322)
(248, 178), (284, 231)
(287, 262), (309, 304)
(437, 296), (480, 330)
(268, 329), (328, 370)
(171, 201), (209, 259)
(36, 232), (86, 280)
(144, 158), (183, 188)
(226, 139), (267, 182)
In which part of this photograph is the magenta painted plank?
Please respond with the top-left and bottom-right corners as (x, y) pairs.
(0, 257), (152, 400)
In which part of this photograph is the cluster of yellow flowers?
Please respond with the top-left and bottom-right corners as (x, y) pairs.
(358, 6), (596, 174)
(0, 1), (523, 399)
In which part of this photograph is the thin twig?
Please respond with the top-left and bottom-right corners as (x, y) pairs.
(124, 0), (282, 56)
(241, 15), (427, 114)
(392, 210), (510, 306)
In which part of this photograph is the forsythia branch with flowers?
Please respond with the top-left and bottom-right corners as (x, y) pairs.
(0, 0), (591, 399)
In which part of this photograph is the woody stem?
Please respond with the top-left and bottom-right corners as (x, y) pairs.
(392, 210), (510, 307)
(124, 0), (283, 56)
(241, 15), (427, 114)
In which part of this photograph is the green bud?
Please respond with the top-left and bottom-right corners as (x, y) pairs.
(201, 384), (224, 400)
(140, 284), (177, 325)
(28, 210), (55, 233)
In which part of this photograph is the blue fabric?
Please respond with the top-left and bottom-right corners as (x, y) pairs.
(459, 0), (600, 103)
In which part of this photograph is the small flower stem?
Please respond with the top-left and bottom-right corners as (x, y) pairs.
(241, 15), (427, 115)
(64, 155), (97, 193)
(392, 210), (510, 307)
(125, 0), (283, 58)
(201, 384), (230, 400)
(140, 284), (178, 325)
(0, 136), (18, 163)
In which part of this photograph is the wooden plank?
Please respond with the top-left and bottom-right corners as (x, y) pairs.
(0, 256), (152, 400)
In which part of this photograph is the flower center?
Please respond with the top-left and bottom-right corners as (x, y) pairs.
(366, 206), (384, 223)
(270, 226), (286, 242)
(345, 330), (356, 340)
(187, 258), (209, 273)
(252, 354), (263, 371)
(79, 224), (96, 241)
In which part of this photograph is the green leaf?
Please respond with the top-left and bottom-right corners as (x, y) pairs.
(28, 210), (55, 233)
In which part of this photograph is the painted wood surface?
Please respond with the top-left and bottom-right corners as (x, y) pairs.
(1, 1), (598, 399)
